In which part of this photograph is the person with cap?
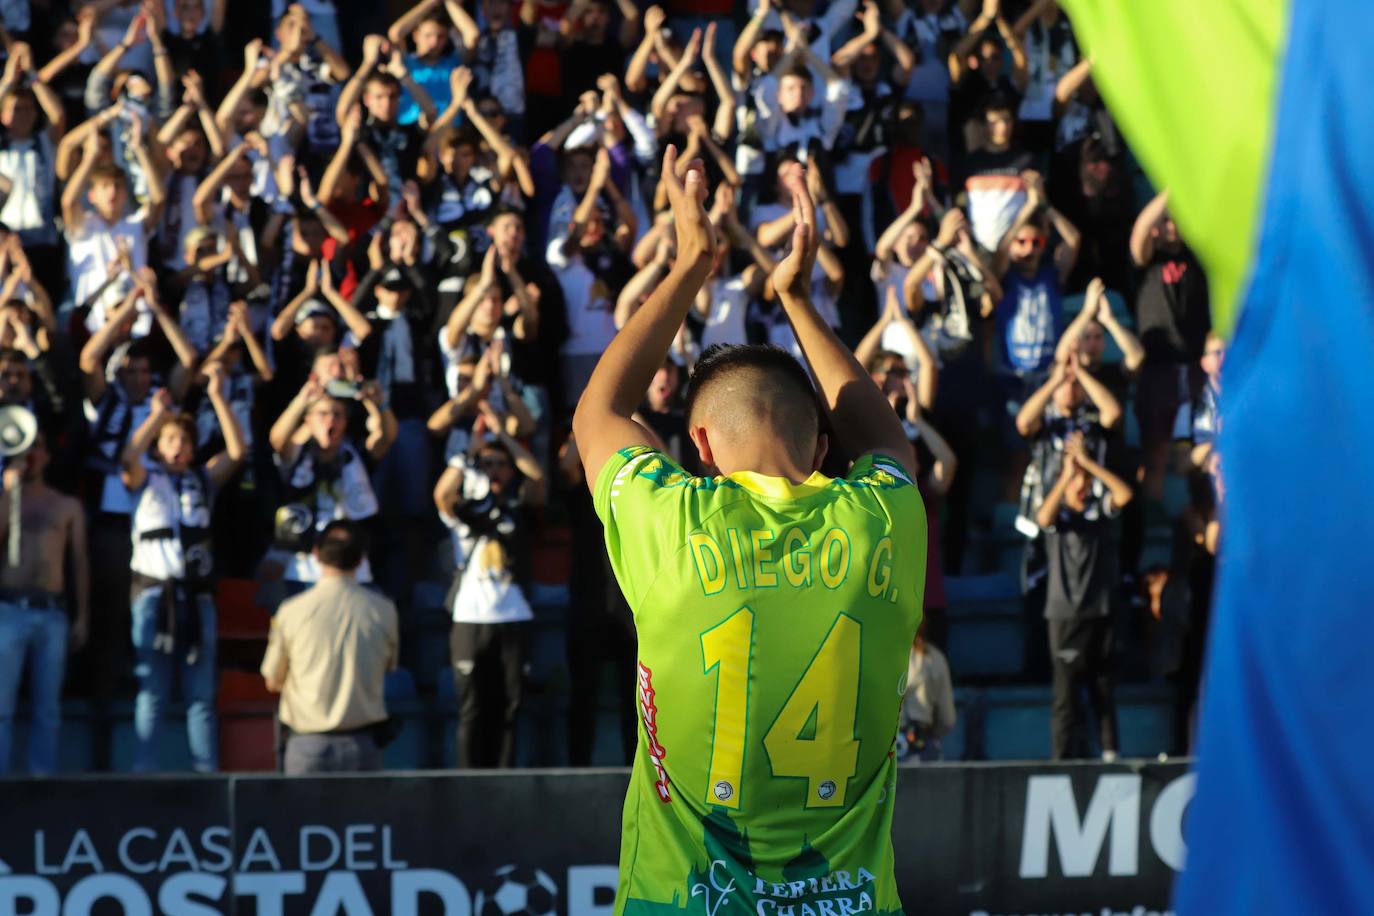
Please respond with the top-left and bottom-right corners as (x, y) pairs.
(119, 361), (246, 772)
(262, 518), (399, 775)
(271, 257), (374, 352)
(268, 256), (374, 418)
(350, 215), (439, 608)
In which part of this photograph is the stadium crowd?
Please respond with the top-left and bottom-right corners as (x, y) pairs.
(0, 0), (1221, 775)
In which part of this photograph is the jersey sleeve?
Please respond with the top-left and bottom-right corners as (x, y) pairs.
(846, 452), (927, 536)
(846, 451), (918, 489)
(593, 445), (693, 607)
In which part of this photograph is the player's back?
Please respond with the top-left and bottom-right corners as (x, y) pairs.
(594, 447), (926, 916)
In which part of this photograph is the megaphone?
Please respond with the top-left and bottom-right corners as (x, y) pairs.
(0, 405), (37, 568)
(0, 405), (37, 458)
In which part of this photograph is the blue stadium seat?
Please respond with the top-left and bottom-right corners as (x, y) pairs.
(528, 582), (570, 608)
(945, 577), (1026, 680)
(976, 684), (1176, 761)
(384, 668), (418, 702)
(1116, 684), (1175, 757)
(982, 686), (1054, 760)
(410, 581), (449, 617)
(945, 573), (1020, 604)
(109, 702), (196, 772)
(435, 666), (456, 703)
(8, 700), (94, 773)
(381, 703), (427, 771)
(413, 618), (454, 689)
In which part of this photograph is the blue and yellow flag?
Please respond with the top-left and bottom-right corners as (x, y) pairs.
(1062, 0), (1374, 911)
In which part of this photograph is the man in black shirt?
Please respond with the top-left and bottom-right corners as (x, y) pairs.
(162, 0), (226, 93)
(1035, 431), (1134, 760)
(335, 35), (437, 191)
(486, 208), (568, 433)
(1130, 189), (1210, 500)
(559, 0), (638, 111)
(352, 239), (440, 609)
(946, 1), (1028, 161)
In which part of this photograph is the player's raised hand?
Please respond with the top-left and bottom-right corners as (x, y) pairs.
(774, 167), (819, 301)
(661, 144), (715, 271)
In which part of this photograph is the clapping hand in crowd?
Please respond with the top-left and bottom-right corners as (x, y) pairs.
(772, 168), (817, 302)
(663, 145), (715, 272)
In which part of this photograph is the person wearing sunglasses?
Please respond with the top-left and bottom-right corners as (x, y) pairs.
(987, 167), (1081, 493)
(991, 168), (1081, 378)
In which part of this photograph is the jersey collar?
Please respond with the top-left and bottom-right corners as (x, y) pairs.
(724, 470), (832, 500)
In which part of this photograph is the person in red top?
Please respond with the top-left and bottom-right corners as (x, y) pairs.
(520, 0), (569, 137)
(317, 105), (390, 299)
(871, 101), (950, 227)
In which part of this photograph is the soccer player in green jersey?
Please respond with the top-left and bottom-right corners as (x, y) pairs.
(572, 146), (926, 916)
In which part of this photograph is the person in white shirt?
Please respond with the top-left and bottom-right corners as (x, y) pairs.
(698, 185), (778, 353)
(900, 629), (956, 762)
(77, 270), (197, 757)
(749, 0), (858, 64)
(154, 71), (225, 270)
(267, 379), (394, 592)
(62, 130), (164, 332)
(0, 43), (67, 293)
(749, 8), (852, 157)
(547, 147), (633, 408)
(434, 406), (544, 768)
(120, 366), (246, 773)
(79, 272), (198, 524)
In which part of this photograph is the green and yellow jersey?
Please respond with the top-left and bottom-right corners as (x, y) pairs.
(593, 446), (927, 916)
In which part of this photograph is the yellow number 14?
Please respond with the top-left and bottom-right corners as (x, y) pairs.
(700, 608), (861, 810)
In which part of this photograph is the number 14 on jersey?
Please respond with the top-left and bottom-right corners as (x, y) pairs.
(700, 607), (862, 810)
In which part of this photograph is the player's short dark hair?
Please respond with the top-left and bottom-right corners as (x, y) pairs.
(783, 65), (813, 85)
(316, 519), (369, 571)
(685, 344), (821, 462)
